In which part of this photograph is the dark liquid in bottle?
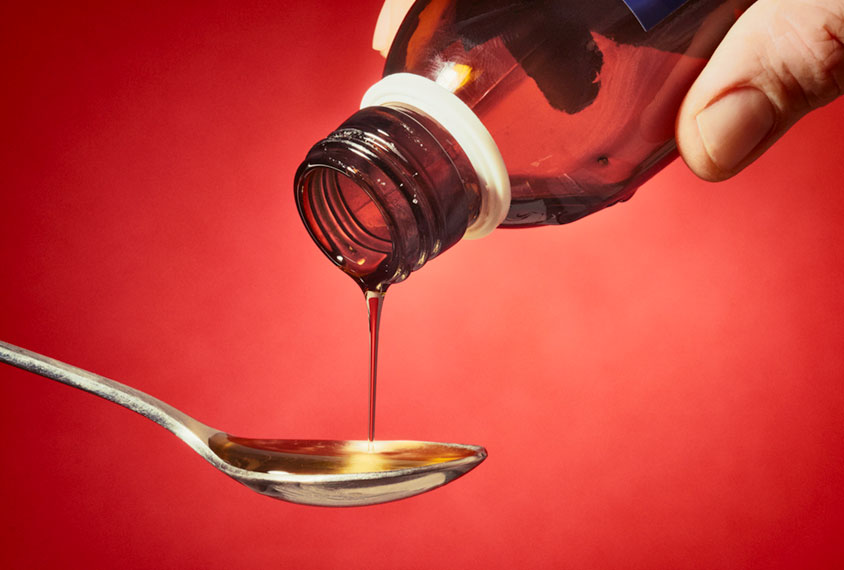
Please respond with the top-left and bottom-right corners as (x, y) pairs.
(383, 0), (746, 226)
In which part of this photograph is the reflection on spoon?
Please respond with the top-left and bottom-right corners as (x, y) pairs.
(0, 341), (486, 507)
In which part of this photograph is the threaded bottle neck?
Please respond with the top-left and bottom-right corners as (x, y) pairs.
(295, 105), (482, 292)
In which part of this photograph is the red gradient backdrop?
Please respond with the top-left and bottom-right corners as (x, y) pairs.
(2, 1), (844, 568)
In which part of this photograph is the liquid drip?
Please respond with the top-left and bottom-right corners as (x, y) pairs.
(366, 290), (384, 442)
(207, 434), (478, 475)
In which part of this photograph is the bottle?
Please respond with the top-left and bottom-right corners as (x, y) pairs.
(295, 0), (755, 292)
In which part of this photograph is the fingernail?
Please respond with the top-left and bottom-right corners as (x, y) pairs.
(696, 88), (775, 172)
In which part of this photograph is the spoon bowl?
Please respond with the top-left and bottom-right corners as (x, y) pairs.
(0, 341), (486, 507)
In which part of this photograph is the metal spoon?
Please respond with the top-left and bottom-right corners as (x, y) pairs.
(0, 341), (486, 507)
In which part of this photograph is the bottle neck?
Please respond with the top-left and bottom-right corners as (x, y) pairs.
(295, 104), (482, 292)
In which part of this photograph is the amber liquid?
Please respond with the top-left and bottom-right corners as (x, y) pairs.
(366, 290), (384, 442)
(204, 290), (483, 478)
(208, 434), (477, 475)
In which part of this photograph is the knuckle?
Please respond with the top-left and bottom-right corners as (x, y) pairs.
(765, 1), (844, 109)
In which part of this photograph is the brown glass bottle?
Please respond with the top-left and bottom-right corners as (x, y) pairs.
(295, 0), (755, 290)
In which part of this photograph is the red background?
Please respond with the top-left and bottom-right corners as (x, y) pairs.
(2, 1), (844, 568)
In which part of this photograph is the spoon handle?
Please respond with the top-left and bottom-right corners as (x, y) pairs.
(0, 340), (216, 443)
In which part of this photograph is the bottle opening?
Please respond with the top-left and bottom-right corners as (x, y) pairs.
(297, 166), (396, 292)
(294, 105), (484, 292)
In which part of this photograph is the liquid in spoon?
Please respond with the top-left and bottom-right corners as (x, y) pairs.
(207, 434), (480, 475)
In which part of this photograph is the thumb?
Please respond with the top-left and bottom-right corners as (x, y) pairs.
(677, 0), (844, 181)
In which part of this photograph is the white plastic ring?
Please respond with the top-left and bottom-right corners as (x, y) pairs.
(361, 73), (511, 239)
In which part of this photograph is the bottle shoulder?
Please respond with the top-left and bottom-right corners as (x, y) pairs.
(381, 0), (744, 227)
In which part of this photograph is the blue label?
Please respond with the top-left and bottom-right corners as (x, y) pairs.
(621, 0), (690, 30)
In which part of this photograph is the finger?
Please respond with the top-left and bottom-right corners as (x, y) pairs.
(677, 0), (844, 181)
(372, 0), (415, 57)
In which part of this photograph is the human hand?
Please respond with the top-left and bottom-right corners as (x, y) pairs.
(677, 0), (844, 181)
